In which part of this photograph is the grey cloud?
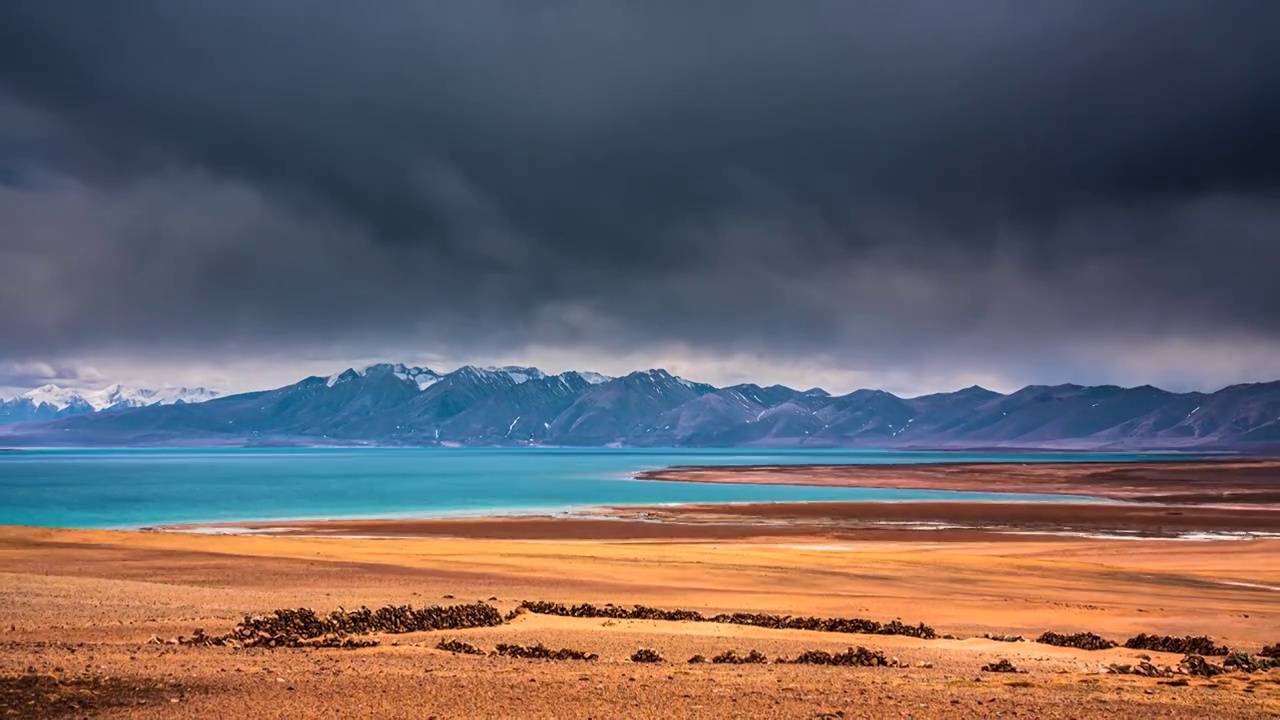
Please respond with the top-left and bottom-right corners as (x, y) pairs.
(0, 1), (1278, 389)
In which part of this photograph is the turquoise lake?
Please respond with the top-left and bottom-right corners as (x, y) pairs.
(0, 447), (1177, 529)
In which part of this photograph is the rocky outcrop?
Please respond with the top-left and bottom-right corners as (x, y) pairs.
(981, 659), (1024, 673)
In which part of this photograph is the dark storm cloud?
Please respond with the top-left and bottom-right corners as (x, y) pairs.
(1, 1), (1279, 383)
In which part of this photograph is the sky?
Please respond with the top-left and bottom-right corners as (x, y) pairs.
(2, 2), (1279, 398)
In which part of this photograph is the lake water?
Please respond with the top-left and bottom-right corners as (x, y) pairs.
(0, 447), (1175, 528)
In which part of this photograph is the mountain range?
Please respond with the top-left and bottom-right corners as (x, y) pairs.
(1, 363), (1278, 449)
(0, 384), (222, 425)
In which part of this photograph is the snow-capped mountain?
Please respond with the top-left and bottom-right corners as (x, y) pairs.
(0, 383), (221, 424)
(4, 364), (1278, 449)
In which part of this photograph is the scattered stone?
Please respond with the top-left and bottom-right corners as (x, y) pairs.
(1035, 631), (1117, 651)
(0, 674), (180, 717)
(493, 643), (598, 661)
(981, 659), (1024, 674)
(1106, 660), (1174, 678)
(630, 648), (664, 663)
(1124, 634), (1229, 656)
(983, 634), (1025, 643)
(436, 639), (484, 655)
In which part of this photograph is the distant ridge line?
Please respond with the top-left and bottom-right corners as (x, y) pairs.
(1, 363), (1278, 450)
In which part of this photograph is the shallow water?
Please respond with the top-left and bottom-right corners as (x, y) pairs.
(0, 447), (1179, 528)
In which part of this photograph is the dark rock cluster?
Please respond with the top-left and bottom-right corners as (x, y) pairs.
(1222, 652), (1280, 673)
(981, 659), (1023, 673)
(436, 638), (485, 655)
(512, 601), (936, 639)
(1035, 631), (1117, 651)
(1112, 653), (1280, 678)
(982, 633), (1024, 643)
(715, 612), (936, 640)
(687, 654), (707, 664)
(179, 625), (377, 650)
(1260, 644), (1280, 658)
(509, 601), (704, 623)
(782, 646), (894, 667)
(710, 650), (769, 664)
(178, 602), (503, 649)
(493, 643), (599, 661)
(1179, 654), (1228, 677)
(239, 603), (502, 637)
(630, 648), (664, 663)
(1122, 633), (1229, 656)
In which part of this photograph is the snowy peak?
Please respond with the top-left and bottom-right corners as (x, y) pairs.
(320, 363), (610, 392)
(15, 383), (221, 411)
(323, 363), (443, 391)
(20, 384), (94, 411)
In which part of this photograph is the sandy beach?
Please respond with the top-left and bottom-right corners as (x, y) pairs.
(3, 460), (1279, 717)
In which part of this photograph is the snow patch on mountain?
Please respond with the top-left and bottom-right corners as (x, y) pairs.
(389, 365), (442, 391)
(482, 366), (545, 384)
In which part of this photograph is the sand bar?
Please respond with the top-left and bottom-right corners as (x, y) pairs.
(639, 458), (1280, 504)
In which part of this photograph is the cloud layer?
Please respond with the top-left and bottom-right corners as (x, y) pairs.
(2, 2), (1279, 394)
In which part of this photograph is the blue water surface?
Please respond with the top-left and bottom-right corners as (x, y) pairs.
(0, 447), (1180, 528)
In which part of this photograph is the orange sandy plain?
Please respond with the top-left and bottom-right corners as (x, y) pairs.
(2, 460), (1279, 718)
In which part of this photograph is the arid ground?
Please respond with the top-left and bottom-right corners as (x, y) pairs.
(2, 460), (1279, 718)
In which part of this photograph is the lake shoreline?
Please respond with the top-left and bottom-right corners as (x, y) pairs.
(144, 458), (1280, 540)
